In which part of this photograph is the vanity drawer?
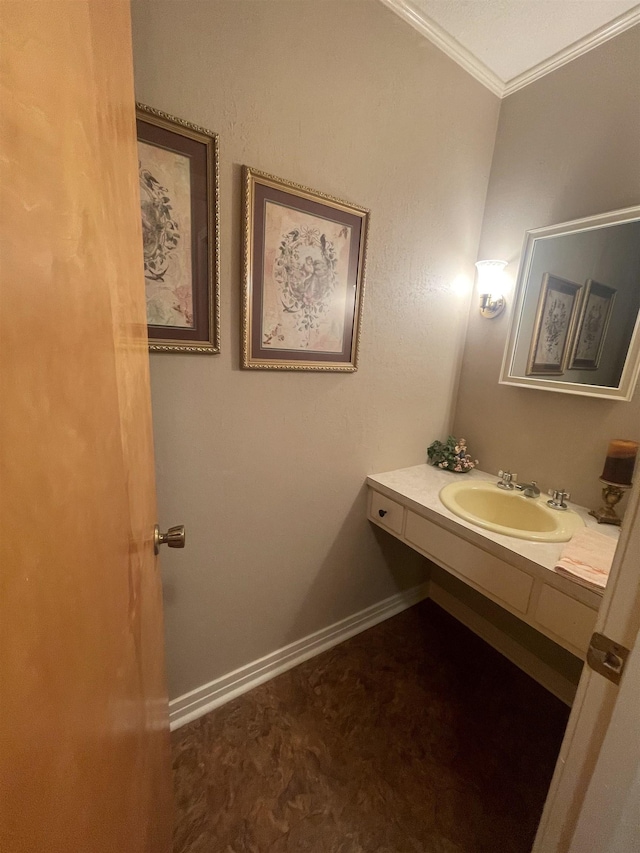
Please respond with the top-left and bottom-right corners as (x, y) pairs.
(405, 511), (533, 613)
(533, 585), (597, 655)
(369, 490), (405, 535)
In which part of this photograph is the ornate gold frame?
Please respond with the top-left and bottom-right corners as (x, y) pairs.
(526, 273), (582, 376)
(136, 103), (220, 354)
(242, 167), (369, 371)
(569, 279), (617, 370)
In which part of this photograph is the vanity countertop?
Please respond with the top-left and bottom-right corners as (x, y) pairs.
(366, 464), (619, 603)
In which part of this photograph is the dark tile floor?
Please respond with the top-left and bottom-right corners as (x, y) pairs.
(171, 600), (570, 853)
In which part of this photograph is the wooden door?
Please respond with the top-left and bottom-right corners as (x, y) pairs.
(0, 2), (173, 851)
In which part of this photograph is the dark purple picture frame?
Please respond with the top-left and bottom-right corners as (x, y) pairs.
(136, 104), (220, 354)
(242, 167), (369, 371)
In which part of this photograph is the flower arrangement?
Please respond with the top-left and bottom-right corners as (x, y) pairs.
(427, 436), (478, 473)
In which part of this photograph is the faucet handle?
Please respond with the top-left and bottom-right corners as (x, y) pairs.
(548, 488), (570, 510)
(497, 470), (517, 489)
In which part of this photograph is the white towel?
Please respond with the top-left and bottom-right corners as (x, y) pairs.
(554, 528), (617, 591)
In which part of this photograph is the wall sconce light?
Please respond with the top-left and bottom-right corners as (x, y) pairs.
(475, 259), (507, 318)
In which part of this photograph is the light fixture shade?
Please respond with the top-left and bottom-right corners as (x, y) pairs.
(475, 259), (507, 319)
(475, 259), (507, 293)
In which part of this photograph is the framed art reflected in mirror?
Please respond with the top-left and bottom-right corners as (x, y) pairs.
(569, 280), (617, 370)
(526, 274), (582, 375)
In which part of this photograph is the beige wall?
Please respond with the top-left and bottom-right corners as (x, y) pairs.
(454, 26), (640, 511)
(131, 0), (499, 700)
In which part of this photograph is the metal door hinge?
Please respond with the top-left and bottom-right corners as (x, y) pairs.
(587, 632), (630, 686)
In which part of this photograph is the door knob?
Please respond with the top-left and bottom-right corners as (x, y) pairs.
(154, 524), (186, 555)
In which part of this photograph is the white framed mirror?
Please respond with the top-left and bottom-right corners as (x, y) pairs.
(500, 205), (640, 401)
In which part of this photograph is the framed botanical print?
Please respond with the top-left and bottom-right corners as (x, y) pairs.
(136, 103), (220, 353)
(527, 273), (583, 375)
(569, 280), (616, 370)
(242, 167), (369, 371)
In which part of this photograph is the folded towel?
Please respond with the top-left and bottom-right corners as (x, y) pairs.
(554, 528), (617, 591)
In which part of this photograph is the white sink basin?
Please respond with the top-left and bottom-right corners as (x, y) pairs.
(439, 480), (584, 542)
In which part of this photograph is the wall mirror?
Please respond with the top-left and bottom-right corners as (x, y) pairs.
(500, 205), (640, 401)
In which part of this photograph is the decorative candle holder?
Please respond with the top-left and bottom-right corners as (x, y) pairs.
(590, 439), (638, 525)
(589, 480), (630, 526)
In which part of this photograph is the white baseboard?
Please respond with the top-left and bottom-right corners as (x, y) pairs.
(428, 581), (578, 707)
(170, 577), (579, 730)
(169, 582), (430, 730)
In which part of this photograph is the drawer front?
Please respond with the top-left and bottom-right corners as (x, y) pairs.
(534, 585), (597, 655)
(405, 511), (533, 613)
(369, 490), (405, 536)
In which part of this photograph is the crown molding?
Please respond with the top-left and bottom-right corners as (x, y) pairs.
(503, 6), (640, 96)
(379, 0), (640, 99)
(379, 0), (505, 97)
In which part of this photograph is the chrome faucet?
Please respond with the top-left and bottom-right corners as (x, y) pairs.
(497, 470), (517, 490)
(547, 489), (570, 510)
(515, 480), (540, 499)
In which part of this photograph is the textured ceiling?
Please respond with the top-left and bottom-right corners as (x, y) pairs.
(408, 0), (640, 82)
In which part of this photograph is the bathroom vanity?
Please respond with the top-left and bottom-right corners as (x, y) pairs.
(367, 465), (619, 701)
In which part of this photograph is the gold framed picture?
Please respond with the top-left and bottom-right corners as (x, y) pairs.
(569, 280), (617, 370)
(526, 273), (583, 375)
(136, 103), (220, 353)
(242, 167), (369, 371)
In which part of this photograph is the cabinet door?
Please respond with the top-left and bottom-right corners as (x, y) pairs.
(533, 586), (598, 654)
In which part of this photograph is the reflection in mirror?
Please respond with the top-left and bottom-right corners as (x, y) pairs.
(501, 206), (640, 400)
